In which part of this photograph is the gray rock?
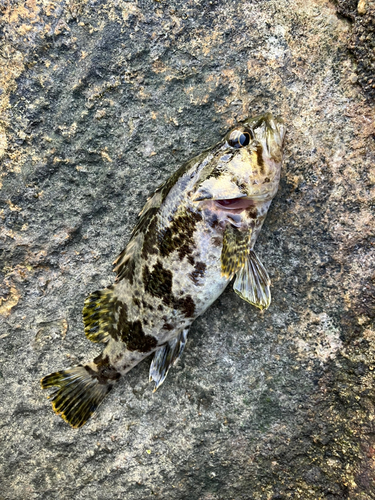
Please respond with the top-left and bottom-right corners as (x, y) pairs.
(0, 0), (374, 498)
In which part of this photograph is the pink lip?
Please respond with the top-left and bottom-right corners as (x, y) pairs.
(214, 198), (254, 210)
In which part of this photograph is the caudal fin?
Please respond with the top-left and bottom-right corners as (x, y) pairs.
(40, 366), (112, 428)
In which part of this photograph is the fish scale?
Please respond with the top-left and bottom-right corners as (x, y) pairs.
(41, 112), (286, 428)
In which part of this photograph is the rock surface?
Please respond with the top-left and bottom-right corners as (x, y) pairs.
(0, 0), (374, 498)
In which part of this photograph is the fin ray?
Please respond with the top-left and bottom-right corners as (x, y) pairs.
(83, 288), (118, 343)
(221, 224), (252, 279)
(41, 367), (111, 428)
(233, 250), (271, 310)
(149, 329), (189, 391)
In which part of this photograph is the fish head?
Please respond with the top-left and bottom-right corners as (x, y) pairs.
(236, 112), (286, 200)
(191, 113), (286, 211)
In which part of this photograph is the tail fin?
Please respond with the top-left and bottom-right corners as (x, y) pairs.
(40, 366), (112, 428)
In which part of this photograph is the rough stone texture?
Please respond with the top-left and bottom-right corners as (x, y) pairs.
(333, 0), (375, 100)
(0, 0), (374, 499)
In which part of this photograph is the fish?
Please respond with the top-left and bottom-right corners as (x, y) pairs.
(40, 112), (286, 428)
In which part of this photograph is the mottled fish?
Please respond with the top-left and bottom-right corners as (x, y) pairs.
(41, 112), (286, 428)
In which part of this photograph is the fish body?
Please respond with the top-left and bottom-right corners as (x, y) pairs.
(41, 112), (286, 428)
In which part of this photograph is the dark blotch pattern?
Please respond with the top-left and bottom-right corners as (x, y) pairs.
(187, 255), (195, 266)
(139, 161), (199, 260)
(159, 208), (202, 261)
(190, 261), (207, 284)
(247, 207), (258, 219)
(255, 144), (264, 174)
(132, 296), (141, 307)
(116, 196), (203, 287)
(207, 212), (219, 229)
(143, 260), (173, 299)
(162, 323), (174, 330)
(210, 166), (225, 179)
(143, 260), (196, 318)
(91, 354), (121, 384)
(173, 295), (196, 318)
(118, 303), (157, 352)
(142, 300), (154, 311)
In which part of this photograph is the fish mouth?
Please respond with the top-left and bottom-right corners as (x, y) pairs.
(214, 198), (254, 210)
(212, 192), (273, 213)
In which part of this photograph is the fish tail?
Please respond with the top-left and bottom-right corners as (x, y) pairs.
(40, 362), (118, 428)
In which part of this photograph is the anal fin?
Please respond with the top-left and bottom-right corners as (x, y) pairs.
(149, 329), (189, 391)
(233, 250), (271, 310)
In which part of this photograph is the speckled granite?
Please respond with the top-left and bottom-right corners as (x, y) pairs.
(0, 0), (374, 499)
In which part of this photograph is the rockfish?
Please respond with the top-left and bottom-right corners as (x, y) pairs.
(41, 112), (286, 428)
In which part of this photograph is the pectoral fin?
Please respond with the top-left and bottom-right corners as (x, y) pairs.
(221, 224), (251, 279)
(233, 250), (271, 310)
(149, 329), (189, 391)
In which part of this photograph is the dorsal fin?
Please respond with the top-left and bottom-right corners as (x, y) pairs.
(113, 161), (194, 283)
(82, 287), (118, 343)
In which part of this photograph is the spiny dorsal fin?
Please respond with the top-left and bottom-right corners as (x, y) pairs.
(233, 250), (271, 310)
(83, 287), (118, 343)
(113, 160), (195, 283)
(113, 232), (144, 283)
(221, 224), (252, 279)
(149, 328), (189, 392)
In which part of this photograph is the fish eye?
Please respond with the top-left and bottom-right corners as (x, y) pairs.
(228, 130), (251, 149)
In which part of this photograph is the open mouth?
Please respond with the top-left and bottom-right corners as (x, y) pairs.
(214, 198), (254, 210)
